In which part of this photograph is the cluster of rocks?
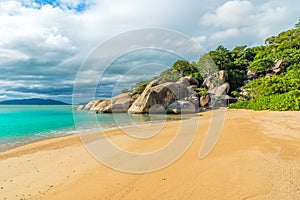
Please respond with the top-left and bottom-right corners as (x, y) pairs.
(78, 70), (230, 114)
(246, 59), (284, 82)
(77, 93), (134, 113)
(266, 59), (284, 77)
(240, 59), (284, 98)
(128, 76), (200, 114)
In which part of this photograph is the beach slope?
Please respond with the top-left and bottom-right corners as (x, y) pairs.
(0, 110), (300, 199)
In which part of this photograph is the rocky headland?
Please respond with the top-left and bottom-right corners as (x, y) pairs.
(78, 70), (231, 114)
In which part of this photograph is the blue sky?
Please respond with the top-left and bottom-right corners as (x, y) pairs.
(20, 0), (90, 11)
(0, 0), (299, 103)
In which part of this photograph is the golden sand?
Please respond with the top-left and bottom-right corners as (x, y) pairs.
(0, 110), (299, 199)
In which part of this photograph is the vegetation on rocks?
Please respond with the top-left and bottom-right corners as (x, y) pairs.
(126, 20), (300, 111)
(230, 23), (300, 111)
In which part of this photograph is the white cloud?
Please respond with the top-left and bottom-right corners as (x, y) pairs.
(0, 0), (299, 102)
(210, 28), (239, 41)
(0, 49), (29, 64)
(191, 35), (207, 44)
(202, 0), (253, 28)
(198, 0), (299, 48)
(0, 1), (78, 70)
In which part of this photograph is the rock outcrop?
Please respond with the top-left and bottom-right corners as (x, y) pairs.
(203, 70), (228, 91)
(209, 82), (230, 96)
(247, 70), (257, 80)
(200, 95), (210, 107)
(266, 59), (283, 77)
(128, 82), (188, 114)
(166, 100), (197, 114)
(128, 77), (199, 114)
(80, 93), (134, 113)
(80, 100), (101, 110)
(176, 76), (199, 87)
(236, 59), (284, 100)
(202, 70), (230, 107)
(80, 70), (231, 114)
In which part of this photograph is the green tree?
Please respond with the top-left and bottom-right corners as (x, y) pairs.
(295, 19), (300, 28)
(209, 45), (233, 70)
(247, 47), (273, 76)
(172, 60), (197, 76)
(196, 53), (219, 79)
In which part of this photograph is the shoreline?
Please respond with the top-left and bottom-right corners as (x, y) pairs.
(0, 112), (195, 154)
(0, 112), (198, 156)
(1, 109), (300, 199)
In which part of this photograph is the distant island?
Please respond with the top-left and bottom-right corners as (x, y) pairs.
(0, 98), (69, 105)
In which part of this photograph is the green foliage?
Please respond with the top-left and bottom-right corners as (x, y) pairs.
(229, 100), (252, 109)
(209, 46), (232, 71)
(121, 89), (130, 93)
(208, 45), (255, 91)
(231, 45), (255, 70)
(242, 73), (300, 98)
(134, 80), (149, 94)
(231, 24), (300, 111)
(227, 69), (247, 92)
(196, 54), (219, 79)
(296, 19), (300, 28)
(196, 88), (208, 97)
(172, 60), (190, 76)
(232, 65), (300, 111)
(160, 59), (204, 82)
(124, 22), (300, 112)
(230, 91), (300, 111)
(247, 46), (273, 75)
(247, 28), (300, 76)
(160, 68), (181, 82)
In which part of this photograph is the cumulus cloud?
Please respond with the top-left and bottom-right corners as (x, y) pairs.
(202, 0), (254, 28)
(0, 0), (299, 103)
(199, 0), (299, 48)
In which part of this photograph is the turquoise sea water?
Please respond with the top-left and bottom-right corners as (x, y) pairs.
(0, 105), (178, 152)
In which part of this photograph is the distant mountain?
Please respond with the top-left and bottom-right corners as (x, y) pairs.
(0, 98), (70, 105)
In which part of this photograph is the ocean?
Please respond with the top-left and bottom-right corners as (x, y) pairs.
(0, 105), (179, 152)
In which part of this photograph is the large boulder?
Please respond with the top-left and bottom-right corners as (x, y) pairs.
(203, 70), (230, 96)
(219, 70), (228, 83)
(202, 70), (231, 108)
(210, 82), (230, 96)
(128, 78), (194, 114)
(203, 70), (228, 91)
(76, 105), (85, 110)
(80, 100), (102, 110)
(89, 93), (134, 113)
(183, 85), (199, 109)
(81, 76), (200, 114)
(200, 95), (210, 107)
(148, 104), (166, 114)
(166, 100), (197, 114)
(176, 77), (190, 86)
(176, 76), (199, 87)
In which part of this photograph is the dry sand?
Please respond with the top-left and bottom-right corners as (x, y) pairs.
(0, 109), (300, 200)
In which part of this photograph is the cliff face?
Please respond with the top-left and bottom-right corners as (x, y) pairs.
(79, 71), (230, 114)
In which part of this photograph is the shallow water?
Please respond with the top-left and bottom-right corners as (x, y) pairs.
(0, 105), (183, 152)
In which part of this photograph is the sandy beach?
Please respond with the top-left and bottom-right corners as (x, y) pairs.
(1, 109), (300, 200)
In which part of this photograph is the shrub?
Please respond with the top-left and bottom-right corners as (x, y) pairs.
(230, 91), (300, 111)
